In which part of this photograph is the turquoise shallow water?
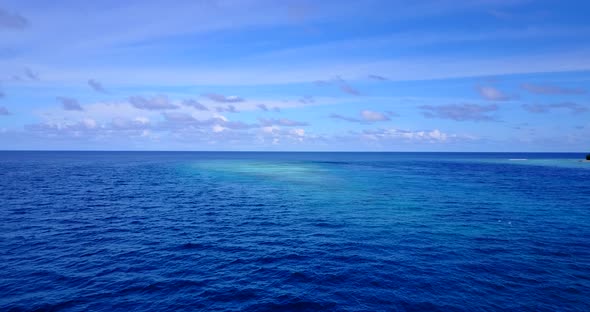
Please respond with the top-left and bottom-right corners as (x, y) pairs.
(0, 152), (589, 311)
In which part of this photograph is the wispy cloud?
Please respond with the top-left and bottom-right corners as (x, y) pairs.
(521, 83), (586, 95)
(161, 112), (198, 122)
(361, 128), (472, 144)
(24, 67), (39, 81)
(522, 102), (588, 114)
(21, 47), (590, 86)
(329, 114), (358, 123)
(110, 117), (151, 130)
(476, 86), (512, 101)
(160, 113), (248, 130)
(88, 79), (108, 93)
(257, 104), (280, 112)
(361, 110), (393, 121)
(26, 118), (161, 142)
(27, 119), (99, 134)
(157, 116), (259, 133)
(219, 120), (258, 130)
(0, 106), (10, 115)
(203, 93), (245, 103)
(420, 103), (499, 121)
(298, 95), (315, 104)
(0, 8), (29, 30)
(336, 77), (360, 95)
(340, 84), (360, 96)
(215, 105), (238, 113)
(182, 99), (208, 111)
(129, 95), (178, 110)
(57, 96), (84, 111)
(368, 74), (388, 81)
(315, 76), (361, 96)
(257, 104), (269, 111)
(3, 1), (590, 151)
(259, 118), (309, 127)
(330, 110), (393, 123)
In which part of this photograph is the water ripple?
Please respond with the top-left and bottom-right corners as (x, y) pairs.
(0, 152), (589, 311)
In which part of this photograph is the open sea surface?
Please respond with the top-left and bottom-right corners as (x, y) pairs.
(1, 152), (589, 311)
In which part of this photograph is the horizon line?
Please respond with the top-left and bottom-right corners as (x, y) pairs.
(0, 150), (587, 153)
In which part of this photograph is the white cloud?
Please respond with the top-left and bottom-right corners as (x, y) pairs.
(420, 103), (499, 121)
(330, 110), (393, 123)
(182, 99), (208, 111)
(135, 116), (150, 124)
(291, 128), (305, 136)
(257, 103), (281, 112)
(212, 124), (225, 133)
(360, 110), (389, 122)
(259, 118), (308, 127)
(262, 125), (279, 133)
(129, 95), (178, 110)
(81, 118), (97, 129)
(215, 105), (238, 113)
(204, 93), (244, 103)
(361, 128), (473, 144)
(476, 86), (512, 101)
(57, 96), (84, 111)
(161, 111), (196, 122)
(111, 117), (152, 130)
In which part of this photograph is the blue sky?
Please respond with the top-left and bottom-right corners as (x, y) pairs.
(0, 0), (589, 151)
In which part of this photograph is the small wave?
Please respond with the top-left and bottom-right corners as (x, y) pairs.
(312, 222), (345, 228)
(509, 158), (528, 161)
(173, 242), (209, 251)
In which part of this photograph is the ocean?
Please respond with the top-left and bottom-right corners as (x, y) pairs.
(1, 152), (589, 311)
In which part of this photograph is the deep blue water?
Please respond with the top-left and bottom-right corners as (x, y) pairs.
(1, 152), (589, 311)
